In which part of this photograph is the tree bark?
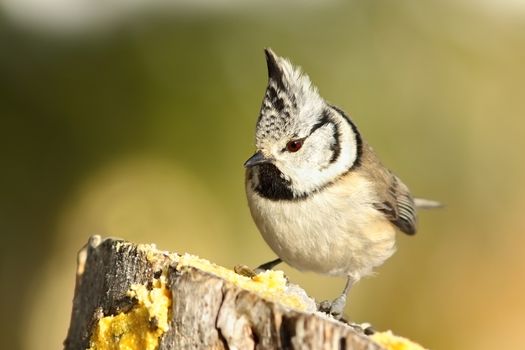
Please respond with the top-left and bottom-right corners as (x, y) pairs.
(64, 236), (386, 350)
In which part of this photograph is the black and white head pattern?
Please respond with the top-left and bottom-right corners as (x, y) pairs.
(251, 49), (362, 200)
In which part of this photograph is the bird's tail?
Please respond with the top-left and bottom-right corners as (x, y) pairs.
(414, 198), (443, 209)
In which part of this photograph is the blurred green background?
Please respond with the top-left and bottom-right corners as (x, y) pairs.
(1, 1), (524, 349)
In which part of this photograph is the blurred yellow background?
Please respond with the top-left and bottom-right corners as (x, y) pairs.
(1, 1), (524, 349)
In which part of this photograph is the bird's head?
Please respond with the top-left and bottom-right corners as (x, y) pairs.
(245, 49), (362, 200)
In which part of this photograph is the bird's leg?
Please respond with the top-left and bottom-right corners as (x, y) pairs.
(234, 258), (282, 278)
(255, 258), (282, 272)
(319, 276), (354, 319)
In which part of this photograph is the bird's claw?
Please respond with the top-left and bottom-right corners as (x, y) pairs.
(318, 295), (347, 319)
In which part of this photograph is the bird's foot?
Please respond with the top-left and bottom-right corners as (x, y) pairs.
(318, 294), (347, 319)
(317, 301), (375, 334)
(348, 322), (375, 335)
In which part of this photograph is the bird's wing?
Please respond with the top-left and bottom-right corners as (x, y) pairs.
(358, 143), (418, 235)
(373, 174), (417, 235)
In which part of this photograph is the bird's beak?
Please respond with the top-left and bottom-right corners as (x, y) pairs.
(244, 151), (272, 168)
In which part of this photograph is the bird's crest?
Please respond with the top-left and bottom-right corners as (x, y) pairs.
(256, 48), (324, 147)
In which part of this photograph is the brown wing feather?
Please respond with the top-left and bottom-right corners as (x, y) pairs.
(359, 143), (418, 235)
(379, 175), (417, 235)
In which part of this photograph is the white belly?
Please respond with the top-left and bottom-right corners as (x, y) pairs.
(246, 179), (396, 280)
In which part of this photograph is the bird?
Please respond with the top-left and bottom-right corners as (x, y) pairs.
(243, 48), (441, 318)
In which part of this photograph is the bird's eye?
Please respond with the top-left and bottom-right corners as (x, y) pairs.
(286, 139), (303, 152)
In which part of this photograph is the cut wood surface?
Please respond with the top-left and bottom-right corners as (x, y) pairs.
(64, 236), (424, 350)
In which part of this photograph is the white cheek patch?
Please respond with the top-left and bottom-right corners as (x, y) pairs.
(331, 117), (358, 171)
(277, 115), (358, 196)
(309, 124), (338, 169)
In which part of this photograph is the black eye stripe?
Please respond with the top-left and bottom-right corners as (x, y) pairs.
(330, 104), (362, 168)
(329, 122), (341, 164)
(308, 110), (331, 136)
(305, 108), (342, 165)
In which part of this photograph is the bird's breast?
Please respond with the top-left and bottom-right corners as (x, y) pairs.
(246, 173), (397, 279)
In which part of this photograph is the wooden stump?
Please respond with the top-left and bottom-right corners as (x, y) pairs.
(64, 236), (415, 350)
